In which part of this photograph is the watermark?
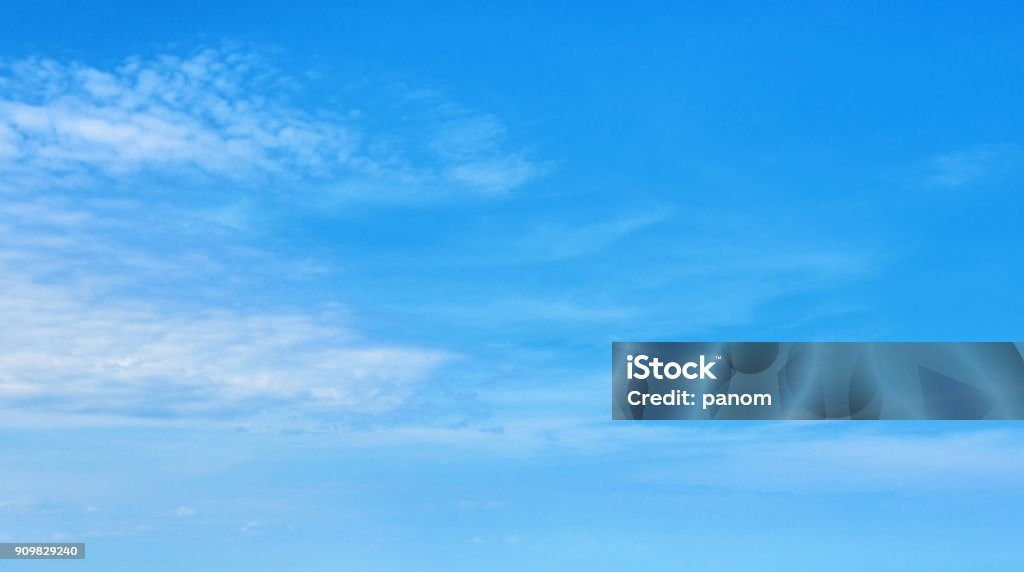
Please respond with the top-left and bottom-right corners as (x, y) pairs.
(0, 543), (85, 559)
(613, 342), (1024, 420)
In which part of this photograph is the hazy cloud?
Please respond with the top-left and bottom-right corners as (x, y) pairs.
(922, 144), (1022, 189)
(0, 267), (452, 418)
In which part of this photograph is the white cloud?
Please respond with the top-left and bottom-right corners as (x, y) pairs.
(240, 520), (265, 534)
(0, 266), (451, 418)
(0, 48), (542, 197)
(445, 156), (539, 194)
(0, 498), (33, 510)
(428, 113), (543, 193)
(0, 50), (357, 184)
(922, 144), (1022, 189)
(0, 191), (452, 423)
(0, 47), (546, 425)
(515, 212), (668, 262)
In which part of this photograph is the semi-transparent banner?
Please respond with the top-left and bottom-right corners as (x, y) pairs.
(612, 342), (1024, 420)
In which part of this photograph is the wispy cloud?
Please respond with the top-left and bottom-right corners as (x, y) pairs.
(514, 212), (667, 263)
(0, 49), (355, 186)
(0, 47), (543, 197)
(0, 191), (452, 421)
(0, 240), (448, 425)
(626, 425), (1024, 493)
(0, 268), (452, 418)
(427, 112), (542, 193)
(0, 47), (523, 424)
(921, 144), (1022, 189)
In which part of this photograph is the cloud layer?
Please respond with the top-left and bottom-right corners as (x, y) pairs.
(0, 48), (532, 422)
(0, 271), (450, 416)
(0, 48), (541, 195)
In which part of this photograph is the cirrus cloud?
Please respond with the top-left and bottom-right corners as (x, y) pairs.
(0, 47), (543, 196)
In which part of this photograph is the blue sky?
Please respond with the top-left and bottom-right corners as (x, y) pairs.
(1, 2), (1023, 570)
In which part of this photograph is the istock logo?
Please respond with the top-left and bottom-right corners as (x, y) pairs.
(626, 354), (717, 380)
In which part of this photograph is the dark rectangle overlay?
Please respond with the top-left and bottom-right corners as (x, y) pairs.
(612, 342), (1024, 420)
